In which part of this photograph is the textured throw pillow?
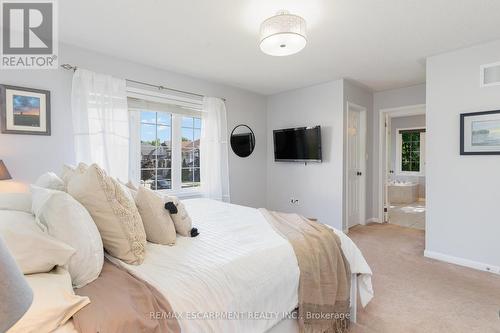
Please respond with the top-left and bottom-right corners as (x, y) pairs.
(31, 185), (104, 288)
(34, 172), (65, 191)
(165, 196), (192, 237)
(135, 186), (176, 245)
(0, 210), (75, 274)
(67, 164), (146, 264)
(8, 267), (90, 333)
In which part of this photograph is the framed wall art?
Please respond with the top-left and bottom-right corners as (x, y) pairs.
(460, 110), (500, 155)
(0, 85), (51, 135)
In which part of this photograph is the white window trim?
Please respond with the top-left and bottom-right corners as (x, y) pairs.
(127, 87), (203, 198)
(396, 126), (426, 176)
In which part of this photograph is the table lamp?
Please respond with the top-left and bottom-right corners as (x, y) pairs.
(0, 160), (12, 180)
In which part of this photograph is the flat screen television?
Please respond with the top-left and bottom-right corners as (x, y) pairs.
(273, 126), (322, 162)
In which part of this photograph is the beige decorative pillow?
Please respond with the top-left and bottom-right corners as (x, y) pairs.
(118, 179), (138, 198)
(8, 267), (90, 333)
(126, 181), (138, 195)
(60, 163), (88, 186)
(67, 164), (146, 264)
(165, 196), (192, 237)
(135, 186), (176, 245)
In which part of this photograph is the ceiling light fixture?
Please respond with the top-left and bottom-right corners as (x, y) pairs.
(259, 10), (307, 57)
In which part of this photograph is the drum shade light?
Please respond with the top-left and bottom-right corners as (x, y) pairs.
(260, 10), (307, 56)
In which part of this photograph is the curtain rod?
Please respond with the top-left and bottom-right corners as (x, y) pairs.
(60, 64), (226, 102)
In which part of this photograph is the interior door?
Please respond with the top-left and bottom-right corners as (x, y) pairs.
(384, 115), (391, 223)
(347, 109), (364, 228)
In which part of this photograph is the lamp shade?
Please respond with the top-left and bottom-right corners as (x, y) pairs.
(260, 10), (307, 56)
(0, 160), (12, 180)
(0, 236), (33, 331)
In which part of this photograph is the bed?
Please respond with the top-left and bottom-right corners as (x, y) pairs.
(1, 192), (372, 333)
(106, 198), (373, 333)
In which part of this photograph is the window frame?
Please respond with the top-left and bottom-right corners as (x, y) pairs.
(128, 86), (204, 198)
(396, 127), (426, 176)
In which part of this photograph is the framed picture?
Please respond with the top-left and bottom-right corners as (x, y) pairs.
(460, 110), (500, 155)
(0, 85), (51, 135)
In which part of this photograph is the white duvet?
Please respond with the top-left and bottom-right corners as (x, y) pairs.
(108, 199), (373, 333)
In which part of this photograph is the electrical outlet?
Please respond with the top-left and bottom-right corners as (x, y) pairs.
(290, 198), (299, 205)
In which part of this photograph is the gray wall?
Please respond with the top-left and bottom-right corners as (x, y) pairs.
(266, 80), (345, 229)
(0, 43), (268, 208)
(426, 39), (500, 271)
(390, 115), (426, 198)
(371, 84), (426, 218)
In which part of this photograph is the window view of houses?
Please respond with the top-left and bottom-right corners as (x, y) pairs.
(140, 111), (200, 191)
(181, 116), (201, 188)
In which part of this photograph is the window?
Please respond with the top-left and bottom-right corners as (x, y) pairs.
(181, 117), (201, 188)
(397, 128), (425, 175)
(140, 110), (202, 192)
(140, 111), (172, 190)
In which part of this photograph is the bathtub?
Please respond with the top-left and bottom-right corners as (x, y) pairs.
(388, 181), (419, 204)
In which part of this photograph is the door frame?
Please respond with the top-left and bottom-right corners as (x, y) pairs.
(345, 102), (367, 231)
(377, 104), (426, 223)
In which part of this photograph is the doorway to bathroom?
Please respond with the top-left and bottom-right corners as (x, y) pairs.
(378, 105), (426, 230)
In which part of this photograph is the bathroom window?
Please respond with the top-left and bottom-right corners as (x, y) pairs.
(397, 128), (425, 175)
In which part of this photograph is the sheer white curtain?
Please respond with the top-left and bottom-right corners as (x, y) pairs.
(200, 97), (230, 202)
(128, 109), (141, 185)
(71, 69), (129, 181)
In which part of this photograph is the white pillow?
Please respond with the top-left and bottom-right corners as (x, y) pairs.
(8, 267), (90, 333)
(34, 172), (65, 191)
(0, 192), (32, 213)
(31, 185), (104, 288)
(0, 210), (75, 274)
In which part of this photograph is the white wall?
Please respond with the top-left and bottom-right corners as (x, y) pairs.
(390, 115), (426, 198)
(371, 84), (426, 218)
(266, 80), (344, 229)
(426, 40), (500, 271)
(0, 43), (268, 208)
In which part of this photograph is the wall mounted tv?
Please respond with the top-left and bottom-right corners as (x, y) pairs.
(273, 126), (322, 162)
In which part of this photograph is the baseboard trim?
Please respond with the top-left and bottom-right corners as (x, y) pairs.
(424, 250), (500, 275)
(366, 217), (380, 223)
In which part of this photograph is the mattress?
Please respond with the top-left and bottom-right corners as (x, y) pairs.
(108, 198), (373, 333)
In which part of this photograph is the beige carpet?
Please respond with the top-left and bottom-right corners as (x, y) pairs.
(348, 223), (500, 333)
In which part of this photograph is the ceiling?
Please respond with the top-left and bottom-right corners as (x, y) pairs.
(60, 0), (500, 95)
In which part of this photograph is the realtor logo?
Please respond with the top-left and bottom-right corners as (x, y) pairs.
(1, 0), (58, 69)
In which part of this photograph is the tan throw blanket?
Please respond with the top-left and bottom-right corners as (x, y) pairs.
(259, 209), (351, 333)
(73, 259), (180, 333)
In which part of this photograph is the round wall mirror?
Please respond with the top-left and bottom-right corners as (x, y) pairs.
(230, 125), (255, 158)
